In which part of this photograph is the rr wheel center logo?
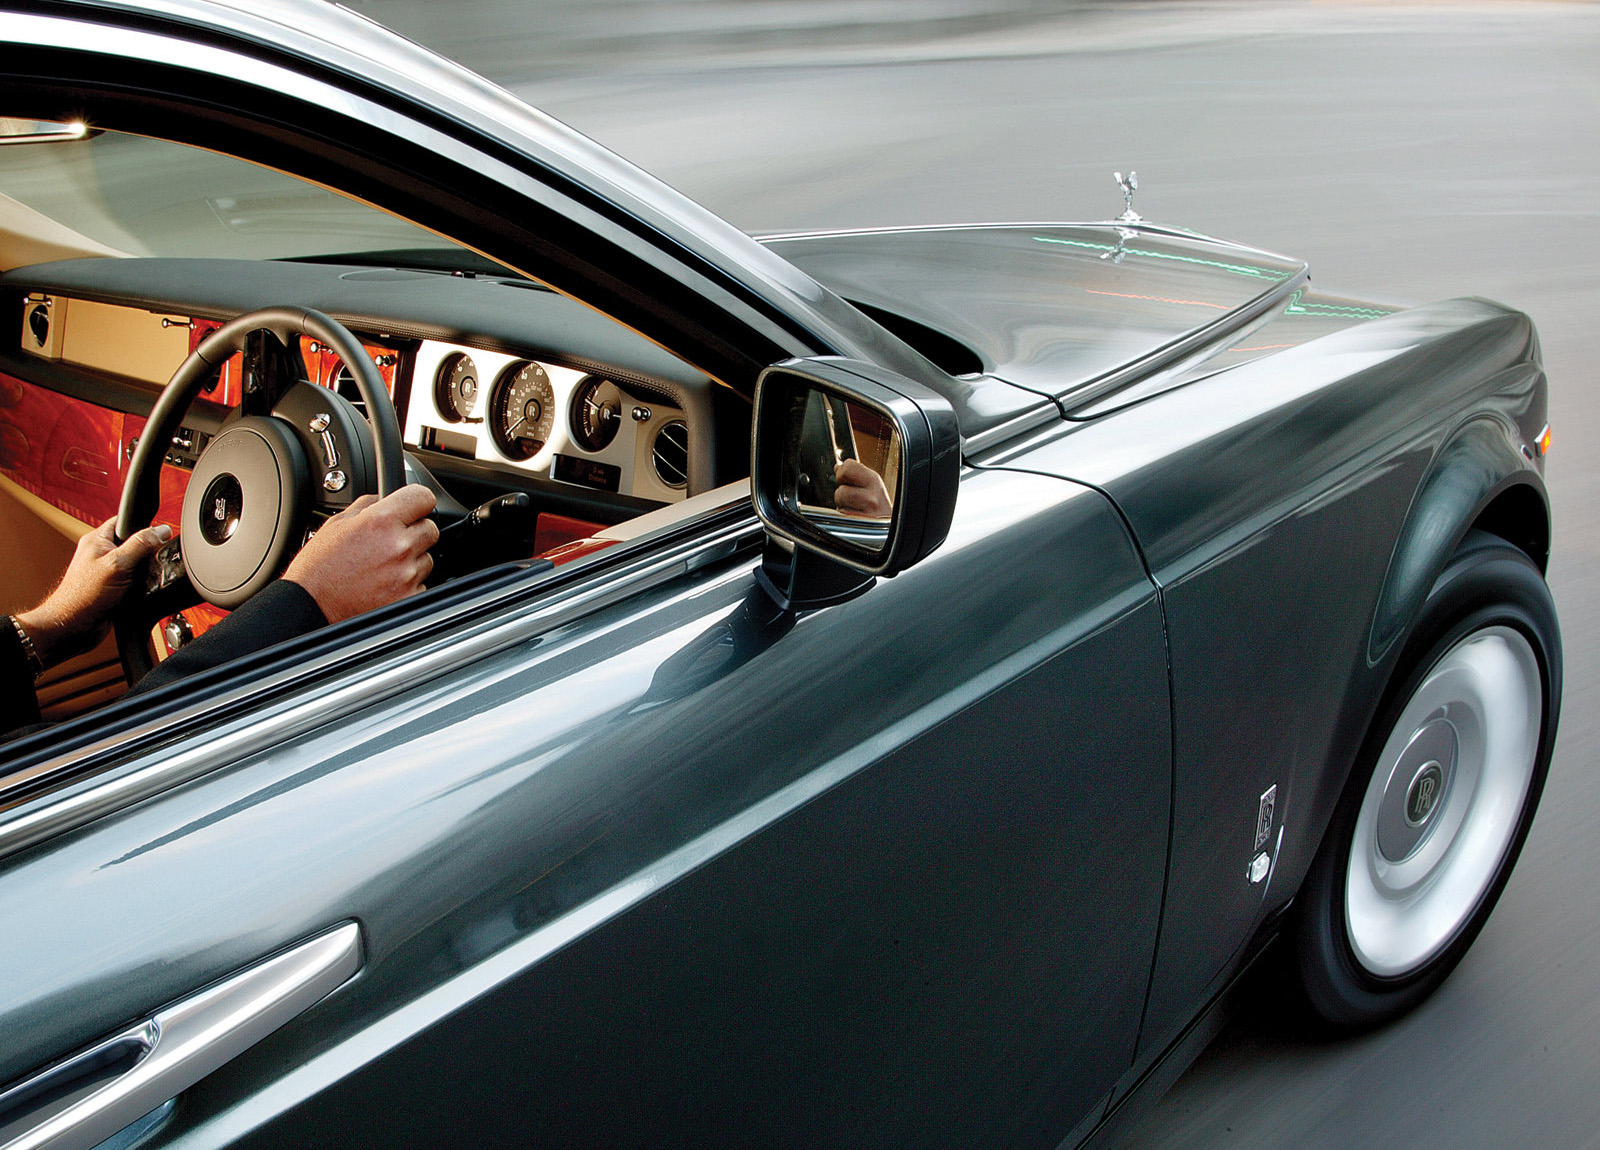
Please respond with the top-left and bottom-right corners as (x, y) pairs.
(1406, 761), (1446, 826)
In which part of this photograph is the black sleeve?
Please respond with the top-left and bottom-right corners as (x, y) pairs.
(132, 579), (328, 696)
(1, 615), (43, 740)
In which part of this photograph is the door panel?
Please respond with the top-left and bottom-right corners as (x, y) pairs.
(0, 467), (1167, 1147)
(237, 600), (1168, 1149)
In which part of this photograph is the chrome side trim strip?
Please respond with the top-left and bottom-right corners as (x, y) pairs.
(756, 219), (1305, 268)
(960, 403), (1070, 460)
(1055, 265), (1311, 416)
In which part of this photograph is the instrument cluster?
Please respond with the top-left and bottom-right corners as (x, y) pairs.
(404, 341), (690, 503)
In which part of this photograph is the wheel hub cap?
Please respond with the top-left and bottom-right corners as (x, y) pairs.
(1376, 718), (1457, 861)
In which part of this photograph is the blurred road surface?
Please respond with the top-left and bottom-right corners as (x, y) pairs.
(349, 1), (1600, 1144)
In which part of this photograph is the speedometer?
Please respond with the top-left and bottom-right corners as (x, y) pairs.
(488, 360), (556, 461)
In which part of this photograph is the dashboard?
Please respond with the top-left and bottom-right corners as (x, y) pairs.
(407, 340), (690, 505)
(0, 254), (737, 698)
(0, 257), (727, 514)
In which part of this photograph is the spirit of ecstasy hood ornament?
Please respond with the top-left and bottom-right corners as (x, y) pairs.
(1102, 169), (1141, 263)
(1114, 170), (1141, 222)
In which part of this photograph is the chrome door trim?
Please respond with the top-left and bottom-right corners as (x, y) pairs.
(0, 514), (765, 862)
(0, 922), (360, 1150)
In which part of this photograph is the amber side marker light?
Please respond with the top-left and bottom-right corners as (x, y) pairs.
(1538, 424), (1553, 458)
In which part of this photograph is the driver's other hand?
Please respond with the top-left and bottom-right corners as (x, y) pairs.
(14, 518), (173, 667)
(833, 458), (892, 519)
(285, 484), (440, 624)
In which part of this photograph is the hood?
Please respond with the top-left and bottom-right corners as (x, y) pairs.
(762, 224), (1308, 408)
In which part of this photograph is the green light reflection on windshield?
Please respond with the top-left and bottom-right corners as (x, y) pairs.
(1283, 289), (1393, 318)
(1032, 235), (1293, 282)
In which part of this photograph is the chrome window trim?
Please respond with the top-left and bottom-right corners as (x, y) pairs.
(0, 508), (765, 863)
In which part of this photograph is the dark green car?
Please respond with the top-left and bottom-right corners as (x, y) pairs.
(0, 2), (1560, 1146)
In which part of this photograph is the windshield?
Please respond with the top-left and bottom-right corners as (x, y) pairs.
(0, 127), (482, 267)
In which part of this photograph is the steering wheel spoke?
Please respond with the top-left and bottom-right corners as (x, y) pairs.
(272, 381), (375, 515)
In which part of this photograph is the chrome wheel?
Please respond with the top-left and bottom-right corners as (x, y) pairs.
(1345, 625), (1542, 977)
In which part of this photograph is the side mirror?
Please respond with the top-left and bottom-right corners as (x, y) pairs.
(752, 358), (960, 609)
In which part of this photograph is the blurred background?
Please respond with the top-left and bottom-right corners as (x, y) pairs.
(343, 1), (1600, 1145)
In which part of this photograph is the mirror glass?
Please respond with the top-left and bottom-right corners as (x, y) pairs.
(781, 384), (900, 556)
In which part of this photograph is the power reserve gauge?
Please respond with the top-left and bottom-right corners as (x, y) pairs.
(433, 352), (478, 423)
(569, 375), (623, 452)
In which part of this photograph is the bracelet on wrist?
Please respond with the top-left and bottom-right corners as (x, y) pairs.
(10, 614), (45, 680)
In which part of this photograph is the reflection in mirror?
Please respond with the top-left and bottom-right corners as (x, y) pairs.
(0, 119), (92, 146)
(782, 385), (901, 557)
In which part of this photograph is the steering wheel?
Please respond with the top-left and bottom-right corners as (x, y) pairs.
(113, 306), (405, 682)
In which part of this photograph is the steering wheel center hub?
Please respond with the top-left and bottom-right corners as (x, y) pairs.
(180, 418), (309, 608)
(198, 473), (245, 545)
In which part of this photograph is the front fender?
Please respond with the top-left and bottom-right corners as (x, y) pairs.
(1368, 397), (1548, 666)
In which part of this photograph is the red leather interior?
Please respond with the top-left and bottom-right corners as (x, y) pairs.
(537, 537), (617, 567)
(533, 512), (607, 556)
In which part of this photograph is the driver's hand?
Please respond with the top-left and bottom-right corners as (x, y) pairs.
(285, 484), (440, 624)
(833, 458), (892, 519)
(15, 519), (173, 667)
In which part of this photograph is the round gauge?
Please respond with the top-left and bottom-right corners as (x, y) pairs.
(569, 375), (623, 453)
(489, 360), (556, 461)
(434, 352), (478, 424)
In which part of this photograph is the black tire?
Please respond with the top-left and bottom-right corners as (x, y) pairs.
(1293, 531), (1561, 1030)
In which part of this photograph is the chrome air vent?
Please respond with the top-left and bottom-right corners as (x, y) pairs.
(21, 294), (59, 359)
(652, 420), (688, 489)
(26, 301), (48, 347)
(333, 363), (367, 418)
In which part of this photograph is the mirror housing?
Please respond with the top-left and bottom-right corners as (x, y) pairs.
(752, 358), (960, 607)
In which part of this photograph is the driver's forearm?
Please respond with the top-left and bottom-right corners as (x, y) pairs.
(132, 580), (328, 696)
